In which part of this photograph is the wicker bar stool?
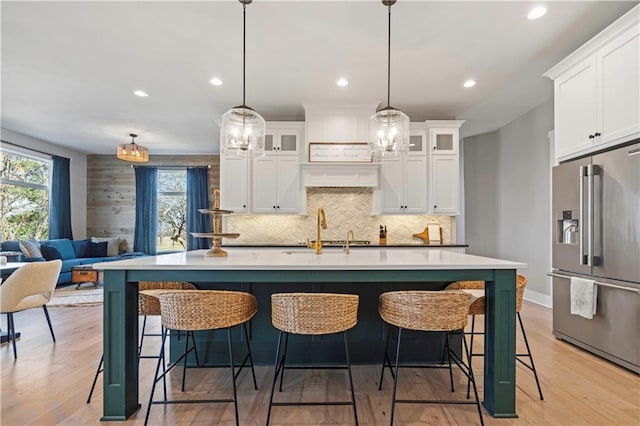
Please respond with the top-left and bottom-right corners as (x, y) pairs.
(144, 290), (258, 426)
(445, 274), (544, 400)
(378, 291), (483, 426)
(86, 281), (197, 403)
(266, 293), (360, 426)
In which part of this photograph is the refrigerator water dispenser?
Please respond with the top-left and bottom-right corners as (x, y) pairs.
(557, 210), (578, 245)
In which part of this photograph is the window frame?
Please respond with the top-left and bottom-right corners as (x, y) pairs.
(156, 168), (187, 253)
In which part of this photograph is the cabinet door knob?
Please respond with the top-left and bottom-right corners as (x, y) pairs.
(273, 206), (276, 209)
(588, 134), (595, 139)
(243, 204), (246, 208)
(277, 205), (280, 209)
(594, 132), (601, 137)
(434, 205), (437, 209)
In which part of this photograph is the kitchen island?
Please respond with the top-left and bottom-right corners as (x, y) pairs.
(95, 247), (525, 421)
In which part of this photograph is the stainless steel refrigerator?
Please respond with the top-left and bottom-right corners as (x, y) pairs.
(551, 141), (639, 373)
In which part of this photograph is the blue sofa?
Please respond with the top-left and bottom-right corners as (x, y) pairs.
(1, 238), (145, 286)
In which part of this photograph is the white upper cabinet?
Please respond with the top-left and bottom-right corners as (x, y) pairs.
(219, 154), (250, 213)
(545, 6), (639, 162)
(251, 122), (304, 214)
(304, 104), (375, 145)
(265, 122), (304, 155)
(375, 126), (427, 214)
(426, 120), (464, 215)
(252, 156), (303, 214)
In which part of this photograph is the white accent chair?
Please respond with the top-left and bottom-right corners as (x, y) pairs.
(0, 260), (62, 359)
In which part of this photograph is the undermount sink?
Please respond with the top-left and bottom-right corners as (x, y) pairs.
(281, 248), (345, 255)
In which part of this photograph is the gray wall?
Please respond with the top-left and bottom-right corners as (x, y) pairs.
(1, 128), (88, 239)
(463, 98), (553, 306)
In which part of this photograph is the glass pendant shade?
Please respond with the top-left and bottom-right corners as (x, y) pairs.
(369, 106), (410, 157)
(117, 134), (149, 162)
(221, 105), (266, 156)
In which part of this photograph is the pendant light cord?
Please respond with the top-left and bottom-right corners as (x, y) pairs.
(242, 3), (247, 107)
(387, 3), (391, 109)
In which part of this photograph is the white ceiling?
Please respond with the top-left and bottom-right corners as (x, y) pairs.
(1, 1), (637, 155)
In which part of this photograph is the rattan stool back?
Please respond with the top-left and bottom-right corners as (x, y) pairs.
(138, 282), (197, 316)
(271, 293), (359, 335)
(378, 291), (471, 332)
(157, 290), (257, 331)
(445, 274), (528, 313)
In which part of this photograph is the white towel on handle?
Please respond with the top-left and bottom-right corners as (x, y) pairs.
(570, 276), (597, 319)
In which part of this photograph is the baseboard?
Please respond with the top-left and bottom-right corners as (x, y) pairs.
(524, 288), (551, 308)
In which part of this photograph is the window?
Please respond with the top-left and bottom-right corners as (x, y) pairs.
(0, 150), (51, 241)
(157, 169), (186, 252)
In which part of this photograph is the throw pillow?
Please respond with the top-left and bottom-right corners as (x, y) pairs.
(72, 239), (91, 258)
(91, 237), (121, 257)
(40, 245), (63, 261)
(85, 241), (108, 257)
(44, 238), (76, 260)
(19, 239), (42, 258)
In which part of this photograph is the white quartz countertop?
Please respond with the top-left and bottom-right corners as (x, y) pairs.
(94, 248), (526, 271)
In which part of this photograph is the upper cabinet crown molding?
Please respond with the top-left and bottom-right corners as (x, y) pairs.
(544, 5), (639, 80)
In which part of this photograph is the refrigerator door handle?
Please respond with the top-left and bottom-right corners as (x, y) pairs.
(579, 165), (587, 265)
(587, 164), (594, 267)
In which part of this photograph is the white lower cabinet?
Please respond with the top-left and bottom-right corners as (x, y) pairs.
(219, 154), (249, 213)
(252, 157), (302, 214)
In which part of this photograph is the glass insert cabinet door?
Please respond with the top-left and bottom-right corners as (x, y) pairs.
(430, 128), (459, 155)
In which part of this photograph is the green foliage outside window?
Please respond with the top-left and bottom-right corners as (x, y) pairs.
(1, 152), (50, 241)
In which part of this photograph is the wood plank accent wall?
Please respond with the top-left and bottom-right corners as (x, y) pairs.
(86, 155), (219, 252)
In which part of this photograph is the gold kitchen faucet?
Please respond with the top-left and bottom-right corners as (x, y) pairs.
(306, 207), (327, 254)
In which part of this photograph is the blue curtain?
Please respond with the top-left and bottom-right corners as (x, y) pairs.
(133, 167), (158, 254)
(187, 167), (211, 250)
(48, 156), (73, 239)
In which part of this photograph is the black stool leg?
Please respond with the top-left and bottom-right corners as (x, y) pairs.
(42, 305), (55, 342)
(466, 315), (476, 399)
(144, 327), (168, 426)
(445, 332), (455, 392)
(138, 315), (147, 357)
(266, 331), (285, 426)
(460, 331), (484, 426)
(181, 330), (190, 392)
(343, 331), (359, 425)
(161, 326), (167, 402)
(389, 327), (403, 426)
(193, 331), (201, 367)
(278, 332), (290, 392)
(86, 354), (104, 403)
(227, 328), (240, 426)
(8, 313), (17, 359)
(518, 312), (544, 400)
(378, 323), (393, 390)
(243, 323), (258, 390)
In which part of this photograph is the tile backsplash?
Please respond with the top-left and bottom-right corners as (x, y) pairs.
(225, 188), (453, 245)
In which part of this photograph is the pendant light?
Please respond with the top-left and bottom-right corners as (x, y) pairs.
(369, 0), (410, 157)
(117, 133), (149, 162)
(220, 0), (265, 156)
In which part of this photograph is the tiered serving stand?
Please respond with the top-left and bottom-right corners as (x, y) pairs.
(190, 189), (239, 257)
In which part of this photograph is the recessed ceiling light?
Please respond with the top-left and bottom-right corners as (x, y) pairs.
(528, 6), (547, 20)
(210, 78), (223, 86)
(463, 79), (476, 88)
(336, 78), (349, 87)
(134, 90), (149, 97)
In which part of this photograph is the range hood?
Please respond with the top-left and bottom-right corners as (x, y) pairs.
(301, 162), (380, 187)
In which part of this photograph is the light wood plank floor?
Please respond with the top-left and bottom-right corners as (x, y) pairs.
(1, 300), (638, 425)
